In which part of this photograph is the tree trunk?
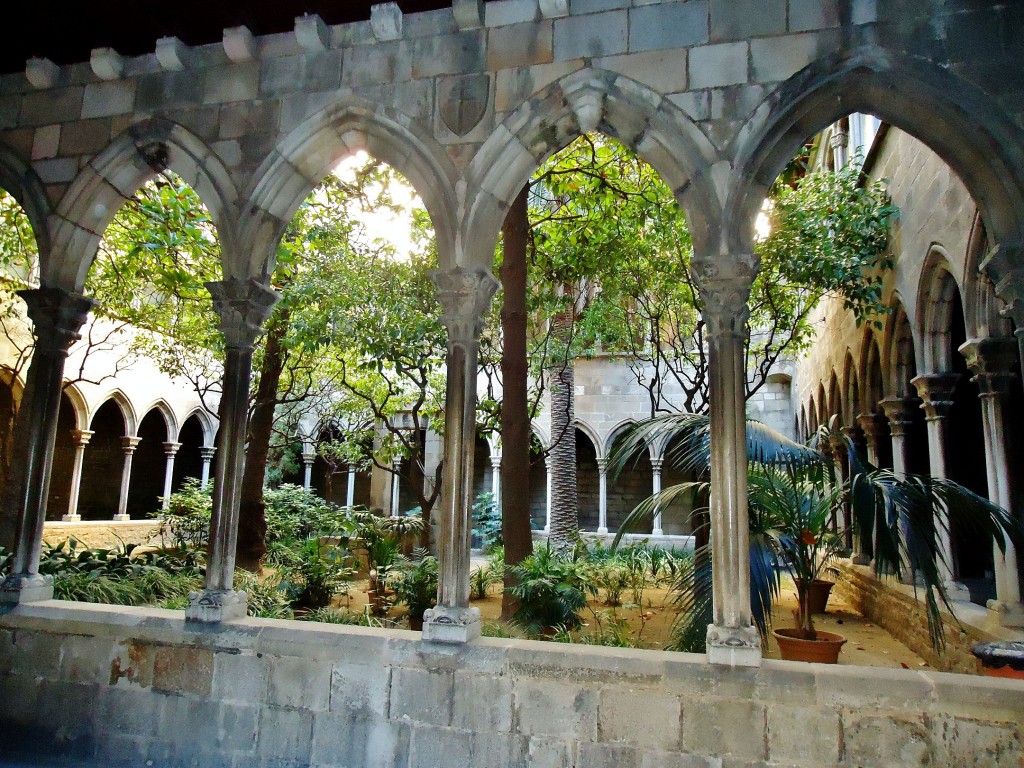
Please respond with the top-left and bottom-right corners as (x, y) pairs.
(500, 186), (533, 619)
(235, 309), (289, 571)
(547, 305), (578, 550)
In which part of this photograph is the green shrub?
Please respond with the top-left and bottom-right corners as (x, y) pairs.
(264, 484), (358, 544)
(471, 491), (502, 551)
(388, 548), (438, 624)
(506, 543), (591, 636)
(276, 537), (356, 610)
(158, 478), (212, 549)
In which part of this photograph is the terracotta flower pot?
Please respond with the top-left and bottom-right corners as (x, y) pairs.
(774, 628), (847, 664)
(805, 579), (835, 615)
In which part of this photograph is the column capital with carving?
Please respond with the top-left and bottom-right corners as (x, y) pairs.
(431, 267), (498, 345)
(199, 446), (217, 460)
(121, 436), (142, 454)
(162, 441), (182, 457)
(71, 429), (94, 447)
(690, 257), (756, 338)
(206, 278), (280, 350)
(19, 287), (96, 355)
(855, 413), (885, 446)
(911, 373), (960, 420)
(596, 456), (609, 473)
(959, 336), (1018, 397)
(878, 396), (917, 437)
(650, 457), (664, 473)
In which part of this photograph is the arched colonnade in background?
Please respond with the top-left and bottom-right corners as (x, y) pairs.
(1, 0), (1024, 666)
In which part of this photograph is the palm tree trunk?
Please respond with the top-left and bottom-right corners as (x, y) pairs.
(547, 307), (577, 550)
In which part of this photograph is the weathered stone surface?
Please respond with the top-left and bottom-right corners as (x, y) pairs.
(689, 42), (748, 89)
(514, 678), (599, 741)
(553, 10), (628, 60)
(488, 20), (554, 70)
(343, 41), (412, 87)
(681, 698), (767, 761)
(57, 118), (111, 156)
(408, 725), (472, 768)
(136, 70), (206, 111)
(204, 62), (261, 104)
(485, 0), (539, 27)
(843, 712), (932, 766)
(710, 0), (787, 41)
(452, 672), (513, 732)
(269, 655), (331, 711)
(599, 687), (681, 750)
(412, 31), (486, 78)
(629, 1), (709, 52)
(19, 86), (83, 126)
(153, 645), (214, 696)
(595, 49), (687, 96)
(750, 33), (822, 83)
(789, 0), (840, 31)
(257, 706), (315, 763)
(212, 650), (269, 704)
(766, 704), (841, 764)
(390, 666), (454, 726)
(81, 80), (135, 119)
(31, 124), (60, 159)
(261, 51), (343, 96)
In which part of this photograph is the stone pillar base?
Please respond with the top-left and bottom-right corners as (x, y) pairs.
(422, 605), (481, 644)
(597, 527), (608, 535)
(706, 624), (762, 667)
(943, 580), (972, 602)
(112, 514), (131, 522)
(0, 573), (54, 604)
(185, 589), (248, 623)
(652, 528), (664, 537)
(987, 599), (1024, 628)
(61, 513), (81, 523)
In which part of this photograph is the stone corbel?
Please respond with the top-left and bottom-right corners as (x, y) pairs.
(20, 287), (96, 354)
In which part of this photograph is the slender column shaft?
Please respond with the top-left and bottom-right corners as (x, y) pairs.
(302, 456), (314, 490)
(544, 457), (552, 532)
(161, 442), (181, 510)
(912, 373), (963, 591)
(114, 437), (141, 521)
(694, 264), (760, 667)
(651, 457), (664, 536)
(879, 396), (917, 572)
(187, 278), (279, 622)
(390, 458), (402, 515)
(422, 268), (497, 643)
(490, 455), (501, 508)
(346, 466), (356, 507)
(961, 337), (1024, 623)
(63, 429), (93, 522)
(596, 458), (608, 534)
(2, 288), (95, 603)
(199, 446), (216, 488)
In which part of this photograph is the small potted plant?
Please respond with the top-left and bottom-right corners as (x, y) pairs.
(388, 548), (438, 630)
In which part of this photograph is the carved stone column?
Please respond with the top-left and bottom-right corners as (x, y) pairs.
(187, 278), (279, 623)
(596, 457), (609, 534)
(390, 457), (402, 515)
(160, 442), (181, 511)
(651, 457), (665, 536)
(1, 287), (95, 604)
(490, 453), (501, 509)
(62, 429), (93, 522)
(878, 396), (917, 575)
(113, 436), (142, 521)
(199, 446), (216, 488)
(911, 373), (970, 598)
(960, 337), (1024, 625)
(694, 262), (760, 667)
(544, 456), (552, 533)
(422, 267), (497, 643)
(856, 412), (885, 468)
(346, 466), (356, 507)
(302, 453), (315, 490)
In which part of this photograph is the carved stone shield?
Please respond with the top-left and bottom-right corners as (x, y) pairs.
(439, 74), (490, 137)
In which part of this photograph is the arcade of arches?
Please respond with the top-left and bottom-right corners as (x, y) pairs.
(1, 2), (1024, 765)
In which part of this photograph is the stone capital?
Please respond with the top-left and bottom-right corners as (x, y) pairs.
(959, 336), (1018, 396)
(71, 428), (94, 447)
(596, 456), (609, 473)
(206, 278), (280, 350)
(432, 267), (498, 345)
(691, 257), (756, 338)
(19, 287), (96, 355)
(879, 396), (917, 435)
(163, 441), (182, 456)
(911, 373), (959, 419)
(121, 436), (142, 454)
(199, 446), (217, 460)
(855, 413), (885, 445)
(650, 457), (664, 473)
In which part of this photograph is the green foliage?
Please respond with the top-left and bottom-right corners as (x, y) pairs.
(387, 548), (439, 623)
(264, 484), (358, 544)
(36, 539), (202, 606)
(471, 491), (502, 551)
(234, 570), (293, 619)
(157, 478), (212, 549)
(275, 537), (356, 610)
(506, 543), (591, 636)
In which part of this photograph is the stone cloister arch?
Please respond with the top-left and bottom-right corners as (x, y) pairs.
(917, 250), (962, 374)
(47, 118), (239, 290)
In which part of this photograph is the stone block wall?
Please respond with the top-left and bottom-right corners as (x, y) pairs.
(42, 520), (164, 550)
(2, 601), (1022, 767)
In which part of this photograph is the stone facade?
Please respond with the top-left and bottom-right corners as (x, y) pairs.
(2, 601), (1023, 767)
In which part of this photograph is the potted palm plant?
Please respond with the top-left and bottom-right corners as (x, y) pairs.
(608, 414), (1023, 662)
